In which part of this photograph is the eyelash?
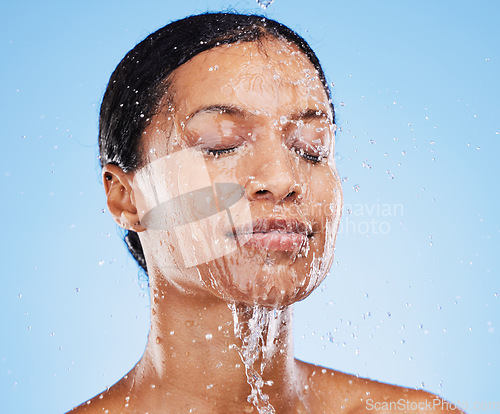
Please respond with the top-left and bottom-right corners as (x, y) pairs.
(204, 147), (238, 157)
(204, 145), (325, 164)
(294, 148), (322, 164)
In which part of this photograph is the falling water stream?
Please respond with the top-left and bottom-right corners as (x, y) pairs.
(229, 303), (283, 414)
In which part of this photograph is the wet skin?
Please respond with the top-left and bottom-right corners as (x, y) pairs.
(132, 38), (342, 308)
(69, 39), (463, 413)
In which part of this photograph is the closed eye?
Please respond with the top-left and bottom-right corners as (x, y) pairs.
(293, 147), (325, 164)
(204, 146), (239, 157)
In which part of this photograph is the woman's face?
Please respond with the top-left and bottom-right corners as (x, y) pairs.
(133, 39), (342, 307)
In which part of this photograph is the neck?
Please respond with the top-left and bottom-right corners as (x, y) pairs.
(129, 279), (304, 413)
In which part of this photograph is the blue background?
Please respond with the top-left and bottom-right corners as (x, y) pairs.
(1, 0), (499, 412)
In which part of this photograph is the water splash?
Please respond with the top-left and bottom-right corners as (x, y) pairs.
(256, 0), (275, 9)
(229, 303), (281, 414)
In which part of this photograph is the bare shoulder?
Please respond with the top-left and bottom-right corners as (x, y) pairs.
(66, 390), (119, 414)
(65, 376), (133, 414)
(295, 359), (464, 413)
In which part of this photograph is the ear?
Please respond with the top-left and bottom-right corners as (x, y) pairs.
(102, 164), (146, 232)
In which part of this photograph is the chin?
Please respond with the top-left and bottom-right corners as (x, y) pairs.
(200, 247), (331, 308)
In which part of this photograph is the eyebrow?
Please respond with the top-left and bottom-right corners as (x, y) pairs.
(289, 108), (331, 122)
(186, 104), (249, 122)
(186, 105), (332, 124)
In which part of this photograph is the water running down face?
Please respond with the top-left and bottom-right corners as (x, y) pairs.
(132, 39), (343, 307)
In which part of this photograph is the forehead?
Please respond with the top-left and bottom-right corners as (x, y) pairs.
(169, 39), (331, 119)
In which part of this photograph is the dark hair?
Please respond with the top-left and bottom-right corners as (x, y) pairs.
(99, 12), (334, 276)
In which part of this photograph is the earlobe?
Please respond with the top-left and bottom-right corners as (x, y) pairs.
(102, 164), (146, 233)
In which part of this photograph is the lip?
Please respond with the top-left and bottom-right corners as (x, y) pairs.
(229, 216), (312, 252)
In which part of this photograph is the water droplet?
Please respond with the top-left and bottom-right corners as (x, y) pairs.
(205, 333), (213, 341)
(353, 184), (360, 192)
(75, 288), (80, 293)
(256, 0), (274, 9)
(17, 293), (22, 299)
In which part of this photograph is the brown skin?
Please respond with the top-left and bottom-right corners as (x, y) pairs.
(69, 40), (462, 413)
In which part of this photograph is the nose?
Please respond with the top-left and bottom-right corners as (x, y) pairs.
(245, 144), (302, 204)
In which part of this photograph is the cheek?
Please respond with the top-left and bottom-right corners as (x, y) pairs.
(205, 157), (241, 185)
(307, 168), (342, 218)
(133, 150), (250, 274)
